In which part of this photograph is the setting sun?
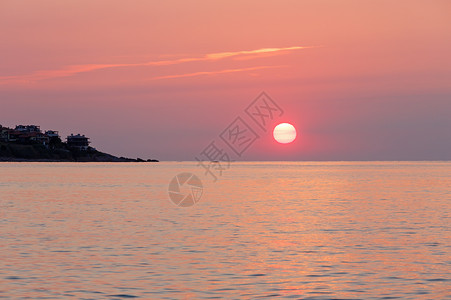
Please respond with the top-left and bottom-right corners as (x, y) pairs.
(273, 123), (296, 144)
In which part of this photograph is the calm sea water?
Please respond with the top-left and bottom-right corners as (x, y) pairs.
(0, 162), (450, 299)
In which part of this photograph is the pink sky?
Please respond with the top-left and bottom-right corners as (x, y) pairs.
(1, 0), (450, 160)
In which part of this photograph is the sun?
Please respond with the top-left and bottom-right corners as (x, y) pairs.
(273, 123), (296, 144)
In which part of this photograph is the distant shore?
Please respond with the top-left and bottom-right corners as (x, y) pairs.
(0, 157), (159, 162)
(1, 124), (158, 163)
(0, 142), (158, 163)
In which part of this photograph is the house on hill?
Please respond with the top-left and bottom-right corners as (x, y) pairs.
(1, 127), (21, 142)
(67, 134), (90, 150)
(18, 132), (50, 146)
(2, 125), (93, 151)
(15, 125), (41, 133)
(45, 130), (61, 144)
(45, 130), (59, 138)
(0, 126), (8, 142)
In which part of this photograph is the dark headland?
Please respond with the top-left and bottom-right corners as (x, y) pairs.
(0, 124), (158, 162)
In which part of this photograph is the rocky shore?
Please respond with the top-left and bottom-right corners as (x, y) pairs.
(0, 142), (158, 162)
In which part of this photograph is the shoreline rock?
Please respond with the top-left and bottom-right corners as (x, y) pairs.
(0, 142), (158, 163)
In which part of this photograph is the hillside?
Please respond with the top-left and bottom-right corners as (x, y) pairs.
(0, 142), (157, 162)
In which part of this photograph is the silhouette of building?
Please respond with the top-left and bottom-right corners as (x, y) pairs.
(0, 126), (8, 142)
(45, 130), (59, 138)
(66, 134), (90, 150)
(18, 132), (50, 145)
(2, 125), (93, 150)
(15, 125), (41, 133)
(1, 127), (21, 142)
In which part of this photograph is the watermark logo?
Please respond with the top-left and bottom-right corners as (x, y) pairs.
(168, 172), (203, 207)
(245, 92), (284, 131)
(219, 116), (259, 157)
(168, 92), (284, 207)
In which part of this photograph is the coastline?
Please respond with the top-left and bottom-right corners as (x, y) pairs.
(0, 142), (158, 163)
(0, 157), (159, 162)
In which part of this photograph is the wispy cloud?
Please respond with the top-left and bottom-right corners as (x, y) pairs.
(0, 46), (312, 84)
(151, 65), (284, 80)
(205, 46), (306, 60)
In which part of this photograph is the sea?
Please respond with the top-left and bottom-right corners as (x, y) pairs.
(0, 161), (450, 299)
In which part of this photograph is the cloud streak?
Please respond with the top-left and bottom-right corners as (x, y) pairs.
(151, 65), (285, 80)
(0, 45), (312, 84)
